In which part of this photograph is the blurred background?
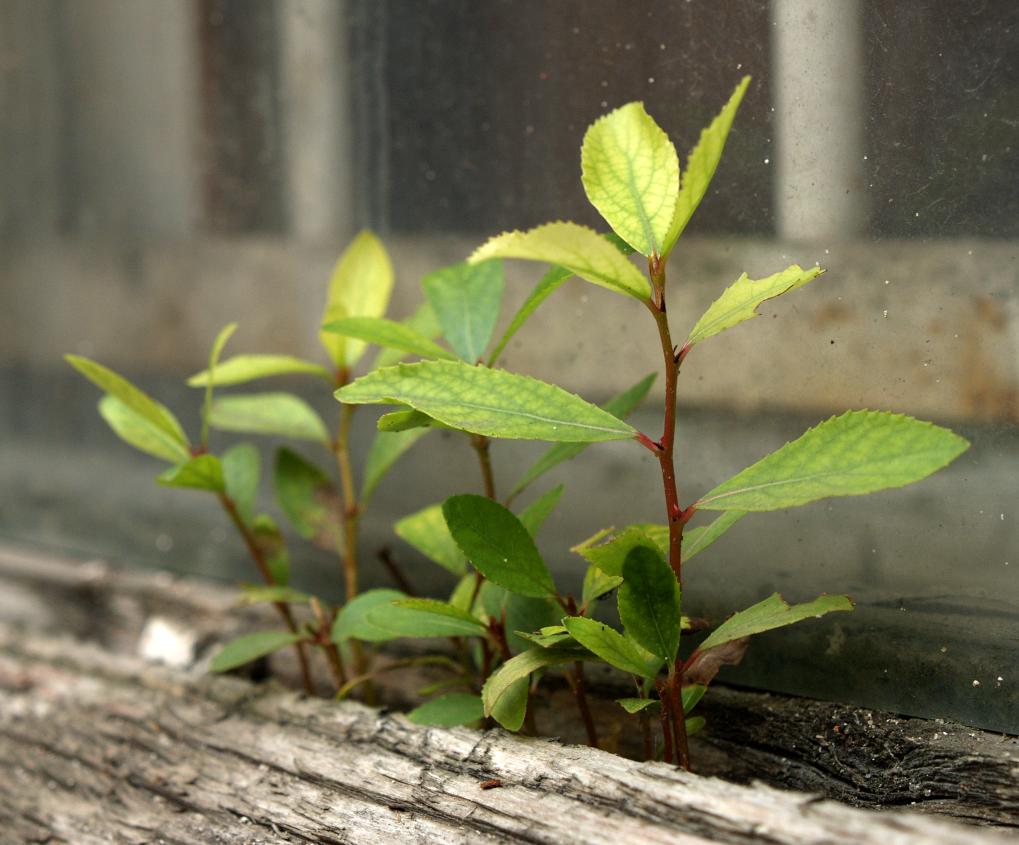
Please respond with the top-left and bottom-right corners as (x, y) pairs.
(2, 0), (1017, 730)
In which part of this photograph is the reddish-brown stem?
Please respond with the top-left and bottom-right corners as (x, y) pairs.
(568, 661), (599, 748)
(640, 710), (654, 761)
(311, 598), (348, 692)
(378, 547), (416, 595)
(218, 493), (315, 695)
(471, 434), (497, 500)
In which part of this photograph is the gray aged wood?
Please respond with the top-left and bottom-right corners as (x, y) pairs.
(0, 545), (1017, 843)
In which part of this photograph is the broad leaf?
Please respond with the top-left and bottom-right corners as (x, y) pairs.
(469, 222), (650, 301)
(616, 685), (705, 716)
(682, 511), (745, 562)
(236, 585), (310, 605)
(67, 356), (188, 448)
(209, 393), (330, 444)
(188, 354), (332, 387)
(696, 411), (970, 512)
(582, 566), (623, 605)
(274, 448), (341, 547)
(685, 716), (707, 737)
(361, 428), (428, 502)
(158, 454), (225, 492)
(320, 230), (394, 368)
(337, 360), (636, 443)
(487, 265), (571, 366)
(332, 588), (407, 642)
(448, 574), (477, 612)
(97, 395), (190, 463)
(395, 503), (467, 576)
(422, 260), (504, 363)
(210, 630), (304, 673)
(618, 546), (681, 662)
(482, 645), (582, 719)
(222, 442), (261, 524)
(408, 693), (485, 727)
(392, 598), (486, 634)
(699, 593), (854, 653)
(581, 102), (680, 257)
(373, 302), (443, 370)
(515, 625), (572, 649)
(322, 316), (457, 362)
(574, 524), (667, 576)
(686, 265), (823, 348)
(200, 323), (238, 446)
(510, 373), (655, 497)
(442, 495), (556, 598)
(662, 76), (751, 258)
(376, 409), (446, 432)
(562, 617), (660, 679)
(517, 484), (564, 538)
(505, 593), (560, 654)
(491, 676), (531, 731)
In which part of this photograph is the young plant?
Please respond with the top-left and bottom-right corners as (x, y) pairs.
(66, 231), (428, 694)
(335, 77), (969, 767)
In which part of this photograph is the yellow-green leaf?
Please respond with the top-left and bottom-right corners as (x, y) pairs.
(699, 593), (854, 652)
(337, 360), (637, 443)
(581, 102), (679, 257)
(210, 630), (304, 673)
(686, 265), (824, 348)
(395, 503), (467, 576)
(469, 222), (650, 301)
(323, 316), (456, 362)
(97, 395), (190, 463)
(663, 76), (751, 258)
(562, 617), (660, 679)
(188, 354), (332, 387)
(482, 645), (582, 720)
(209, 393), (330, 444)
(158, 454), (225, 492)
(361, 428), (428, 503)
(320, 230), (394, 369)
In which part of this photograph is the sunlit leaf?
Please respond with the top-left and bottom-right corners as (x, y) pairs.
(222, 442), (261, 524)
(210, 630), (304, 673)
(581, 102), (679, 257)
(373, 302), (443, 370)
(573, 524), (667, 576)
(699, 593), (854, 653)
(395, 503), (467, 576)
(323, 316), (457, 362)
(408, 693), (485, 727)
(442, 495), (556, 598)
(487, 265), (571, 365)
(422, 260), (504, 363)
(686, 265), (824, 348)
(682, 511), (745, 562)
(67, 355), (188, 448)
(209, 393), (330, 444)
(491, 676), (530, 731)
(482, 645), (583, 720)
(332, 588), (407, 642)
(337, 360), (636, 443)
(517, 484), (564, 538)
(97, 395), (190, 463)
(617, 546), (681, 662)
(562, 617), (660, 679)
(510, 373), (655, 497)
(696, 411), (970, 512)
(320, 230), (394, 369)
(469, 222), (650, 300)
(361, 428), (428, 503)
(582, 566), (623, 606)
(662, 76), (751, 258)
(158, 454), (225, 492)
(274, 448), (341, 548)
(515, 625), (572, 649)
(188, 354), (332, 387)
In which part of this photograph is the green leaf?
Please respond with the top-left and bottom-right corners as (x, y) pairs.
(422, 260), (505, 362)
(67, 355), (188, 449)
(683, 511), (745, 562)
(482, 645), (582, 719)
(361, 428), (428, 503)
(408, 693), (485, 727)
(469, 222), (650, 301)
(375, 408), (455, 433)
(487, 265), (571, 366)
(366, 599), (487, 639)
(562, 617), (660, 679)
(273, 448), (341, 547)
(581, 102), (680, 257)
(574, 524), (667, 576)
(699, 593), (855, 653)
(391, 599), (486, 635)
(332, 588), (407, 642)
(200, 323), (238, 447)
(209, 393), (330, 444)
(686, 265), (824, 348)
(320, 229), (394, 369)
(582, 567), (623, 606)
(504, 594), (560, 654)
(685, 715), (707, 737)
(338, 360), (637, 443)
(222, 443), (261, 524)
(395, 503), (467, 576)
(491, 676), (530, 731)
(515, 625), (572, 648)
(442, 495), (556, 598)
(96, 395), (191, 463)
(696, 411), (970, 512)
(251, 514), (289, 585)
(448, 574), (477, 612)
(616, 697), (659, 714)
(158, 455), (225, 492)
(683, 684), (707, 714)
(662, 76), (751, 259)
(210, 630), (304, 673)
(517, 484), (564, 539)
(618, 546), (681, 662)
(236, 585), (311, 605)
(510, 373), (655, 498)
(373, 302), (443, 370)
(188, 354), (332, 387)
(323, 316), (457, 362)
